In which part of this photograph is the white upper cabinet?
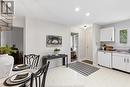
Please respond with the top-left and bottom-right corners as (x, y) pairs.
(100, 27), (115, 42)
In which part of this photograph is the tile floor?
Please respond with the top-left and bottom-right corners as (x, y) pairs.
(46, 65), (130, 87)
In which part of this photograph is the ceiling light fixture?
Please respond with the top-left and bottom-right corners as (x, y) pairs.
(75, 7), (80, 12)
(80, 24), (87, 30)
(85, 12), (90, 16)
(0, 0), (14, 31)
(80, 24), (93, 30)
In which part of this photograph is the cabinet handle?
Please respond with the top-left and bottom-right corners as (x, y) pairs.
(127, 58), (129, 63)
(124, 58), (126, 63)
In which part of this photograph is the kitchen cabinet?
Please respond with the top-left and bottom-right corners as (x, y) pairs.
(113, 53), (130, 72)
(113, 53), (126, 71)
(100, 27), (115, 42)
(126, 57), (130, 72)
(98, 51), (112, 68)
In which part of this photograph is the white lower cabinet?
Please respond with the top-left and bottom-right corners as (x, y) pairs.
(113, 53), (130, 72)
(126, 57), (130, 72)
(98, 51), (112, 68)
(113, 54), (126, 71)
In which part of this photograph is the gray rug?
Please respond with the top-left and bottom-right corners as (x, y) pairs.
(68, 62), (99, 76)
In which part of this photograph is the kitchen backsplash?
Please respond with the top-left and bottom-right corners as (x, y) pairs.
(101, 42), (130, 50)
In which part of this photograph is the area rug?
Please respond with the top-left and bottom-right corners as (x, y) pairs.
(68, 62), (99, 76)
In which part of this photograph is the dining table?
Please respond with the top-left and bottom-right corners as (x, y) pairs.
(0, 68), (37, 87)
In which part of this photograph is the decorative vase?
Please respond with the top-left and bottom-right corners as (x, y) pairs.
(0, 54), (14, 79)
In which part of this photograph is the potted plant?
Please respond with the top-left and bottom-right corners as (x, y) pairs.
(0, 46), (16, 55)
(0, 45), (16, 79)
(54, 48), (60, 55)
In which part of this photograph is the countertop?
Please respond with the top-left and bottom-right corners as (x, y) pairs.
(98, 50), (130, 55)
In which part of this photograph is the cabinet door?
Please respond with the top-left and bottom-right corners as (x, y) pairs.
(100, 29), (106, 41)
(98, 52), (111, 68)
(98, 52), (103, 65)
(102, 52), (111, 68)
(113, 55), (126, 71)
(100, 27), (114, 41)
(126, 57), (130, 72)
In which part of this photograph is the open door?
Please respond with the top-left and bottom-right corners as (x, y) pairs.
(70, 32), (79, 62)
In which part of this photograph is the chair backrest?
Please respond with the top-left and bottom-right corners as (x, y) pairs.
(30, 62), (50, 87)
(24, 54), (40, 69)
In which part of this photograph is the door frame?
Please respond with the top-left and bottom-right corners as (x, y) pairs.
(70, 32), (79, 62)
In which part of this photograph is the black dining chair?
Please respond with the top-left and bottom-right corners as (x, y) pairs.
(20, 62), (50, 87)
(42, 58), (47, 66)
(30, 61), (50, 87)
(24, 54), (40, 69)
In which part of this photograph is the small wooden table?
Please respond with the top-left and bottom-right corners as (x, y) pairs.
(43, 54), (68, 67)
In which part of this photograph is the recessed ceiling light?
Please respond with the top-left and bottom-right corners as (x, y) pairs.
(85, 12), (90, 16)
(75, 7), (80, 12)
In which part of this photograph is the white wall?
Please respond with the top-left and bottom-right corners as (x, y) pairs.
(25, 17), (71, 67)
(101, 20), (130, 49)
(13, 16), (25, 28)
(92, 24), (101, 65)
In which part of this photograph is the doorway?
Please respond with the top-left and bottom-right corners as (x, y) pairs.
(82, 28), (93, 64)
(70, 32), (79, 62)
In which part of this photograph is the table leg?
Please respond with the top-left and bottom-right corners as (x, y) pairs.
(66, 56), (68, 67)
(63, 57), (65, 66)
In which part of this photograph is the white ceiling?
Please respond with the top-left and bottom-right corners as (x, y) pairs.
(15, 0), (130, 26)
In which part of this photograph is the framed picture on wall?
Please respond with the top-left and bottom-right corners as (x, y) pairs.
(46, 35), (62, 47)
(120, 29), (127, 44)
